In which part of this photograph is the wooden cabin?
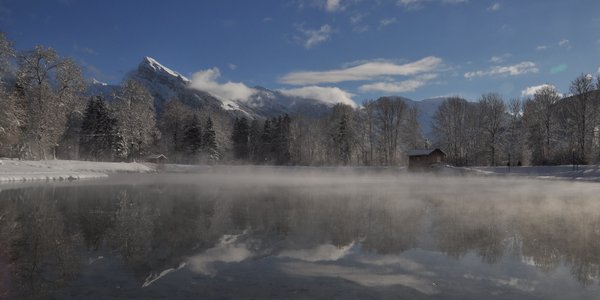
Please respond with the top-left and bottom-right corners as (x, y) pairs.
(146, 154), (167, 164)
(407, 149), (446, 170)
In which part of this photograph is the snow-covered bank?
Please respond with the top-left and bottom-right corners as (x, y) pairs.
(467, 165), (600, 182)
(0, 159), (155, 183)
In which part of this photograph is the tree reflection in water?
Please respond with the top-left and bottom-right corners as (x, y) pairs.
(0, 174), (600, 298)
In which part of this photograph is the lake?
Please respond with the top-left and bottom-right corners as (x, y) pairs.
(1, 167), (600, 299)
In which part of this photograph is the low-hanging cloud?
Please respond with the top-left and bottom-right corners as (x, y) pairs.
(280, 56), (443, 85)
(279, 86), (357, 107)
(189, 67), (256, 102)
(464, 61), (538, 79)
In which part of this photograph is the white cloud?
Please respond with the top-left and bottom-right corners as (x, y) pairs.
(488, 2), (500, 11)
(280, 56), (443, 85)
(489, 53), (511, 63)
(350, 13), (364, 24)
(359, 80), (423, 93)
(228, 63), (237, 70)
(74, 43), (97, 55)
(325, 0), (342, 11)
(359, 74), (438, 93)
(558, 39), (571, 48)
(279, 86), (357, 107)
(597, 66), (600, 74)
(398, 0), (467, 9)
(464, 61), (539, 79)
(189, 67), (256, 102)
(536, 45), (547, 51)
(398, 0), (422, 6)
(296, 24), (333, 49)
(353, 25), (370, 33)
(380, 17), (398, 27)
(520, 84), (560, 97)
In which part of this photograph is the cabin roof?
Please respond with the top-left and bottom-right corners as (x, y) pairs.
(407, 148), (446, 157)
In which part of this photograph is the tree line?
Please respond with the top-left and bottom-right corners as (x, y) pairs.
(433, 77), (600, 166)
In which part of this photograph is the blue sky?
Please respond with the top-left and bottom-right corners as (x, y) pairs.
(1, 0), (600, 104)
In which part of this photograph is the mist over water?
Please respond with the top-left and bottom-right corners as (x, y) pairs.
(1, 167), (600, 299)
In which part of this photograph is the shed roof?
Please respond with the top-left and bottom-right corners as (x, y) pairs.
(407, 149), (446, 157)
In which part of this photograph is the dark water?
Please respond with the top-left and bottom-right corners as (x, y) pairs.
(1, 168), (600, 299)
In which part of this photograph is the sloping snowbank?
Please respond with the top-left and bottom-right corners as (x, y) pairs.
(0, 159), (155, 183)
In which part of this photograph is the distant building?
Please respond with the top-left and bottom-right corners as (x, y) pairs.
(146, 154), (167, 164)
(407, 149), (446, 170)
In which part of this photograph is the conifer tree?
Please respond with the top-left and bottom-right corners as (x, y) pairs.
(183, 114), (202, 156)
(260, 119), (273, 163)
(231, 117), (249, 160)
(248, 119), (261, 163)
(80, 96), (117, 160)
(202, 117), (220, 160)
(334, 114), (352, 165)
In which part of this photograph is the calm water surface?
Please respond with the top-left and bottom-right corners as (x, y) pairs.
(1, 167), (600, 299)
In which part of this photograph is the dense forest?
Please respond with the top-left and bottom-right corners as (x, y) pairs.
(1, 32), (600, 166)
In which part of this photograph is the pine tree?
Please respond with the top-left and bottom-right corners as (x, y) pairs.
(80, 96), (117, 160)
(273, 114), (291, 165)
(260, 119), (273, 163)
(202, 117), (220, 160)
(231, 117), (249, 160)
(183, 115), (202, 156)
(248, 119), (261, 163)
(334, 114), (351, 165)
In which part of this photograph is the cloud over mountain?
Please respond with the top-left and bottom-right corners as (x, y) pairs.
(189, 67), (256, 102)
(280, 56), (442, 85)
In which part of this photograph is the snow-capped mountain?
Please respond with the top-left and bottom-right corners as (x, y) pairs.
(86, 56), (446, 139)
(107, 56), (336, 117)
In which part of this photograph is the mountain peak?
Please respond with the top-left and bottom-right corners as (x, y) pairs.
(140, 56), (190, 82)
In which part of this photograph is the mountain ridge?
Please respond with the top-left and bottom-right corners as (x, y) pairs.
(87, 56), (447, 140)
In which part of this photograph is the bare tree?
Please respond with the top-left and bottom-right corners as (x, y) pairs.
(16, 46), (86, 159)
(479, 93), (506, 166)
(159, 98), (192, 162)
(569, 74), (595, 163)
(433, 97), (471, 166)
(373, 97), (407, 165)
(113, 79), (158, 161)
(0, 32), (15, 79)
(505, 98), (524, 164)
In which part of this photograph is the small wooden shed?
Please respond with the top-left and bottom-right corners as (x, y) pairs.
(146, 154), (167, 164)
(407, 149), (446, 170)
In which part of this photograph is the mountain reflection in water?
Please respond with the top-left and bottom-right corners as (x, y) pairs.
(1, 170), (600, 299)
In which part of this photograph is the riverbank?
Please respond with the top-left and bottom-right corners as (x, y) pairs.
(0, 159), (155, 183)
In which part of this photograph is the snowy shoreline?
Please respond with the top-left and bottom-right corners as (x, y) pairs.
(0, 159), (155, 183)
(464, 165), (600, 183)
(2, 159), (600, 185)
